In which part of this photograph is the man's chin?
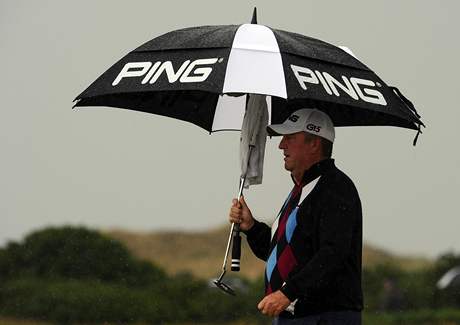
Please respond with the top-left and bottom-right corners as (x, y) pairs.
(284, 163), (293, 171)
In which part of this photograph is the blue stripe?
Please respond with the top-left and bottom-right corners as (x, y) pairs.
(285, 207), (298, 243)
(265, 245), (277, 281)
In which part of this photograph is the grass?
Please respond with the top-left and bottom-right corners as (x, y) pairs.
(4, 313), (460, 325)
(0, 318), (51, 325)
(0, 318), (156, 325)
(105, 226), (433, 280)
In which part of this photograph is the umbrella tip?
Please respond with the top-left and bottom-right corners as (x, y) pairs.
(251, 7), (257, 24)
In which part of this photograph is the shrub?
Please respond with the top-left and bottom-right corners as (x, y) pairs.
(0, 226), (166, 286)
(0, 278), (169, 324)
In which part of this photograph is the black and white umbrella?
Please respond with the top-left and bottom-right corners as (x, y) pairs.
(74, 11), (423, 139)
(74, 9), (424, 294)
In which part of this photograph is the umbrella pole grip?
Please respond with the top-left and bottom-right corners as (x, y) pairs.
(231, 176), (246, 272)
(231, 229), (241, 271)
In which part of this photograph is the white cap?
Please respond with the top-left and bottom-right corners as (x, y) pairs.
(267, 108), (335, 143)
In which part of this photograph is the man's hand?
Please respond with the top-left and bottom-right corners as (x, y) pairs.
(228, 196), (255, 231)
(257, 290), (291, 317)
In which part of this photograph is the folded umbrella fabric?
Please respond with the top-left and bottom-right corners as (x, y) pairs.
(240, 94), (269, 188)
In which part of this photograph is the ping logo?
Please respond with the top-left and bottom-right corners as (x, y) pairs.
(288, 115), (299, 122)
(306, 123), (321, 133)
(290, 64), (387, 106)
(112, 58), (219, 86)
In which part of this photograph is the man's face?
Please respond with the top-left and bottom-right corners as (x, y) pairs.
(278, 132), (315, 176)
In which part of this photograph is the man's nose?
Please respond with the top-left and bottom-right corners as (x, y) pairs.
(279, 136), (287, 149)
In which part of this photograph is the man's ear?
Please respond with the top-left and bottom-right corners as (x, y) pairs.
(311, 136), (322, 154)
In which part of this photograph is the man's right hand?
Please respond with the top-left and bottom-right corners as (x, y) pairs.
(228, 196), (255, 232)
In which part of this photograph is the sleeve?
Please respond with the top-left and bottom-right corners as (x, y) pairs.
(243, 219), (272, 261)
(280, 188), (360, 301)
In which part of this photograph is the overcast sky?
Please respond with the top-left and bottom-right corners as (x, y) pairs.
(1, 0), (459, 258)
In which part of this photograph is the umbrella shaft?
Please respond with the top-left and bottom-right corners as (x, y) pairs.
(220, 145), (254, 273)
(234, 144), (254, 232)
(222, 222), (236, 270)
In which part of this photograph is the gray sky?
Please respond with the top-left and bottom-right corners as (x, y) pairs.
(1, 0), (459, 258)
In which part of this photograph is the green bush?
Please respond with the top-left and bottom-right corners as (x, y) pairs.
(431, 252), (460, 308)
(0, 276), (264, 324)
(0, 278), (169, 324)
(362, 252), (460, 313)
(363, 263), (406, 311)
(0, 226), (166, 286)
(0, 225), (264, 324)
(4, 226), (459, 324)
(364, 309), (460, 325)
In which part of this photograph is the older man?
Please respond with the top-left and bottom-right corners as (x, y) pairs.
(229, 108), (363, 324)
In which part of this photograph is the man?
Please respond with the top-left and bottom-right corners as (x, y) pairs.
(229, 108), (363, 324)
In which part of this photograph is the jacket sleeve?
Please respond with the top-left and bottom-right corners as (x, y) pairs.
(243, 220), (272, 261)
(280, 189), (360, 301)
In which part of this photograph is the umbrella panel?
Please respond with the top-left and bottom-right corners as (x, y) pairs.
(76, 48), (229, 100)
(76, 90), (220, 132)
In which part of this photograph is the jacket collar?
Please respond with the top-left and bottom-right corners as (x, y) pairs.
(292, 158), (335, 186)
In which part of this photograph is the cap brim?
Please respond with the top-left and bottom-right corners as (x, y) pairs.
(266, 124), (301, 136)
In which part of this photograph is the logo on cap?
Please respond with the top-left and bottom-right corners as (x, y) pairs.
(288, 115), (299, 122)
(306, 123), (321, 133)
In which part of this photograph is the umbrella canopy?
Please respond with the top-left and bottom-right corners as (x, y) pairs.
(74, 20), (424, 138)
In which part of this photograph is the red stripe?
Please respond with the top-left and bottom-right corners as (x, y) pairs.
(277, 245), (298, 280)
(276, 185), (301, 240)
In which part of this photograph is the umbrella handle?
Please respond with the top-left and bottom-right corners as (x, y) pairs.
(231, 231), (241, 271)
(231, 174), (247, 272)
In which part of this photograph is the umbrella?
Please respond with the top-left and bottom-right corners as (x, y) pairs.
(437, 266), (460, 290)
(73, 8), (424, 294)
(74, 10), (423, 133)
